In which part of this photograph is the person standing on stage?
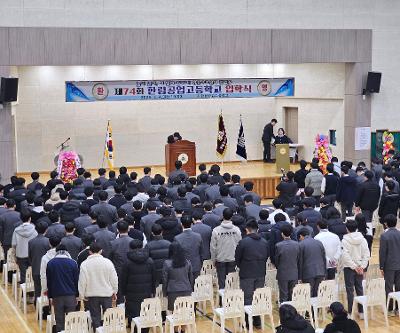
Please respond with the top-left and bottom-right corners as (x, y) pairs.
(262, 119), (277, 162)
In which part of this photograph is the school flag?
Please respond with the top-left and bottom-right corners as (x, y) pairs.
(104, 120), (114, 169)
(216, 112), (228, 157)
(236, 116), (247, 160)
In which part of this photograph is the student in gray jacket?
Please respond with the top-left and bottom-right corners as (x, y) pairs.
(210, 208), (242, 288)
(275, 224), (300, 303)
(93, 215), (116, 258)
(174, 215), (203, 280)
(298, 229), (327, 297)
(28, 221), (50, 299)
(60, 222), (84, 260)
(379, 214), (400, 310)
(191, 210), (212, 260)
(162, 242), (193, 311)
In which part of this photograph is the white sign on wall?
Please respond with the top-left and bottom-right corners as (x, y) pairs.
(355, 127), (371, 150)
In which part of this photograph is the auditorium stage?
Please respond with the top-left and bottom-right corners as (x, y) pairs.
(16, 160), (299, 199)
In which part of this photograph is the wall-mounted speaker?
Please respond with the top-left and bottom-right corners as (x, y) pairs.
(365, 72), (381, 93)
(0, 77), (19, 102)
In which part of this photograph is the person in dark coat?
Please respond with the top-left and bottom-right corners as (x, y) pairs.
(298, 229), (326, 297)
(321, 163), (339, 205)
(323, 301), (361, 333)
(276, 304), (315, 333)
(73, 204), (92, 238)
(140, 201), (161, 240)
(379, 214), (400, 309)
(262, 119), (277, 162)
(168, 161), (188, 185)
(138, 167), (153, 192)
(121, 239), (156, 327)
(276, 171), (298, 208)
(173, 186), (192, 214)
(274, 128), (292, 144)
(0, 199), (22, 259)
(257, 209), (272, 241)
(60, 222), (83, 260)
(269, 213), (293, 265)
(325, 206), (347, 240)
(28, 221), (50, 300)
(336, 165), (357, 220)
(235, 219), (269, 328)
(59, 197), (81, 224)
(244, 195), (262, 220)
(294, 160), (308, 189)
(229, 175), (246, 201)
(378, 180), (399, 226)
(296, 198), (322, 236)
(108, 185), (127, 209)
(156, 207), (182, 242)
(162, 242), (193, 311)
(145, 224), (171, 286)
(220, 185), (239, 211)
(110, 220), (133, 304)
(46, 210), (66, 240)
(354, 170), (380, 224)
(194, 173), (210, 203)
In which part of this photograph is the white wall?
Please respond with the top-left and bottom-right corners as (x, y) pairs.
(14, 63), (344, 171)
(1, 0), (395, 132)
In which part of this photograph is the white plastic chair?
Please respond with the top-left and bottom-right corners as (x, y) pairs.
(201, 259), (218, 288)
(310, 280), (336, 328)
(264, 269), (278, 300)
(212, 289), (247, 333)
(281, 283), (314, 327)
(61, 311), (92, 333)
(96, 307), (126, 333)
(2, 248), (18, 289)
(12, 269), (20, 302)
(36, 291), (49, 331)
(244, 287), (274, 333)
(165, 296), (196, 333)
(46, 306), (56, 333)
(387, 291), (400, 320)
(192, 274), (214, 314)
(352, 277), (389, 329)
(155, 284), (168, 312)
(19, 266), (35, 314)
(362, 264), (380, 293)
(217, 271), (239, 306)
(265, 259), (275, 271)
(131, 298), (163, 333)
(0, 245), (4, 262)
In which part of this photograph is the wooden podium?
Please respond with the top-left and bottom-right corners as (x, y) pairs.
(165, 140), (196, 176)
(275, 144), (290, 173)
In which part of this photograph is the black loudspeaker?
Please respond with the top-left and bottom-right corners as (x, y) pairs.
(0, 77), (19, 102)
(365, 72), (381, 93)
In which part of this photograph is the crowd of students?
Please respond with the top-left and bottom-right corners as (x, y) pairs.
(1, 156), (399, 333)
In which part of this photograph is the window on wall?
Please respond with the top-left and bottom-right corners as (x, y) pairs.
(329, 130), (336, 146)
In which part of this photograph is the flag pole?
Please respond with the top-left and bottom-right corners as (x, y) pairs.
(101, 120), (110, 168)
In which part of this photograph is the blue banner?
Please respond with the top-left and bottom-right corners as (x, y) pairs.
(65, 78), (294, 102)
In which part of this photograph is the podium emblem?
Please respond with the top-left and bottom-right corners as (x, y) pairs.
(178, 153), (189, 164)
(279, 147), (287, 155)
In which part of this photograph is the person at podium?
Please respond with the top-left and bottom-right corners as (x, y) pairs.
(167, 132), (183, 144)
(274, 128), (293, 144)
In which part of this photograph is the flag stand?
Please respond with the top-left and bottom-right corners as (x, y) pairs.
(101, 120), (110, 168)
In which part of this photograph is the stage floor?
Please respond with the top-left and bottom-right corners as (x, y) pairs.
(16, 161), (299, 199)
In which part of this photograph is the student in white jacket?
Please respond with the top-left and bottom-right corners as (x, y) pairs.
(315, 220), (341, 280)
(40, 236), (62, 294)
(341, 220), (370, 317)
(78, 242), (118, 329)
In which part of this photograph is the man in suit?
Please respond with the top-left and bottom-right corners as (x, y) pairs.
(276, 171), (298, 208)
(220, 185), (239, 211)
(138, 167), (153, 192)
(173, 186), (192, 214)
(229, 175), (246, 201)
(191, 210), (212, 260)
(174, 214), (203, 280)
(73, 203), (92, 238)
(90, 191), (118, 225)
(205, 180), (222, 203)
(269, 213), (293, 265)
(168, 160), (188, 185)
(0, 199), (22, 260)
(140, 201), (161, 240)
(193, 173), (209, 203)
(46, 211), (66, 240)
(275, 223), (300, 303)
(296, 198), (322, 236)
(379, 214), (400, 311)
(239, 182), (261, 206)
(94, 168), (108, 187)
(27, 172), (44, 194)
(336, 165), (357, 220)
(28, 221), (50, 300)
(60, 222), (84, 260)
(298, 228), (327, 297)
(93, 215), (116, 258)
(235, 219), (269, 329)
(108, 184), (127, 209)
(110, 220), (132, 304)
(262, 118), (277, 162)
(244, 195), (262, 219)
(202, 202), (221, 229)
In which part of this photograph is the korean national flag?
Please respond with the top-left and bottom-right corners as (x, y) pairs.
(236, 118), (247, 160)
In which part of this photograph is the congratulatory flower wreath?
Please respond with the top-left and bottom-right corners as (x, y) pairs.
(57, 151), (81, 183)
